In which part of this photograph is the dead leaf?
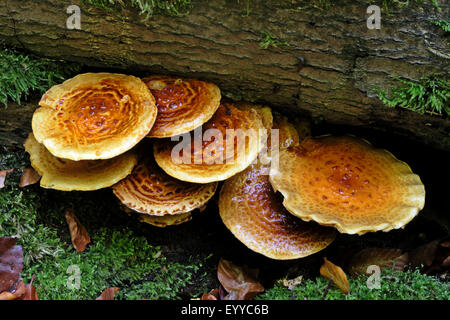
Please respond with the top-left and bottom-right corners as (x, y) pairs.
(19, 275), (39, 300)
(348, 248), (408, 276)
(0, 280), (26, 300)
(201, 289), (219, 300)
(320, 257), (349, 295)
(19, 168), (41, 187)
(0, 169), (13, 189)
(217, 258), (264, 300)
(281, 275), (303, 290)
(65, 209), (91, 253)
(96, 287), (120, 300)
(0, 237), (24, 293)
(408, 240), (440, 270)
(440, 241), (450, 249)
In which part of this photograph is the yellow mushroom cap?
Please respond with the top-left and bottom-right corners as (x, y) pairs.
(138, 212), (193, 228)
(24, 133), (137, 191)
(154, 103), (269, 183)
(219, 161), (336, 260)
(143, 76), (221, 138)
(32, 73), (157, 160)
(112, 154), (218, 216)
(269, 135), (425, 235)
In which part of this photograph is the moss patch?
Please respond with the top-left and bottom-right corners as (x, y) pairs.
(0, 149), (205, 300)
(81, 0), (194, 20)
(376, 76), (449, 116)
(257, 268), (450, 300)
(0, 48), (80, 107)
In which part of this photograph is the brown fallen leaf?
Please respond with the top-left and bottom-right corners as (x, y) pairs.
(320, 257), (349, 295)
(201, 288), (219, 300)
(410, 237), (450, 274)
(347, 248), (408, 276)
(440, 240), (450, 249)
(19, 168), (41, 187)
(0, 280), (26, 300)
(408, 240), (440, 271)
(217, 258), (264, 300)
(19, 275), (39, 300)
(65, 209), (91, 253)
(281, 275), (303, 290)
(0, 169), (14, 189)
(0, 237), (24, 293)
(96, 287), (120, 300)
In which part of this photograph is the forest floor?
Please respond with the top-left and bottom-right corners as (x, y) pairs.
(1, 120), (449, 300)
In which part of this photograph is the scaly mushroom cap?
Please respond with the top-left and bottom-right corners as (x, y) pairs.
(219, 117), (335, 260)
(138, 212), (193, 227)
(154, 103), (269, 183)
(143, 76), (221, 138)
(32, 73), (157, 160)
(24, 133), (137, 191)
(112, 154), (218, 216)
(269, 135), (425, 235)
(219, 161), (336, 260)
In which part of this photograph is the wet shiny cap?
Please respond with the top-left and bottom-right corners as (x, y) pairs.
(269, 135), (425, 234)
(143, 76), (221, 138)
(33, 73), (157, 160)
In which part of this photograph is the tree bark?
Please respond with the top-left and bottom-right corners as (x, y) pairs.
(0, 0), (449, 149)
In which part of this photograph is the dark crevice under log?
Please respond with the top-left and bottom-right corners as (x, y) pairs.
(0, 0), (449, 150)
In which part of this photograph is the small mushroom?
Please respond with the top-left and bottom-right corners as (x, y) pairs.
(112, 153), (217, 218)
(218, 118), (336, 260)
(32, 73), (157, 160)
(142, 76), (221, 138)
(154, 103), (271, 183)
(269, 135), (425, 235)
(24, 133), (137, 191)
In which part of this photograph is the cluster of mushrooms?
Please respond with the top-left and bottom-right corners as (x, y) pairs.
(26, 72), (426, 260)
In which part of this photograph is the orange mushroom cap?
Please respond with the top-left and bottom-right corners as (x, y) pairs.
(112, 154), (218, 216)
(269, 135), (425, 235)
(154, 103), (270, 183)
(143, 76), (221, 138)
(32, 73), (157, 160)
(219, 161), (336, 259)
(219, 117), (335, 259)
(24, 133), (137, 191)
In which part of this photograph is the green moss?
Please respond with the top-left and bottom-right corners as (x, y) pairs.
(0, 48), (80, 107)
(257, 268), (450, 300)
(375, 76), (449, 116)
(259, 30), (290, 49)
(382, 0), (440, 13)
(0, 150), (201, 300)
(430, 19), (450, 32)
(82, 0), (194, 19)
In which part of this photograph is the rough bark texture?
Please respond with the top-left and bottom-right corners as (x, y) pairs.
(0, 0), (449, 149)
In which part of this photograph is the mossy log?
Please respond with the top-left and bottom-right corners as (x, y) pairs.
(0, 0), (449, 149)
